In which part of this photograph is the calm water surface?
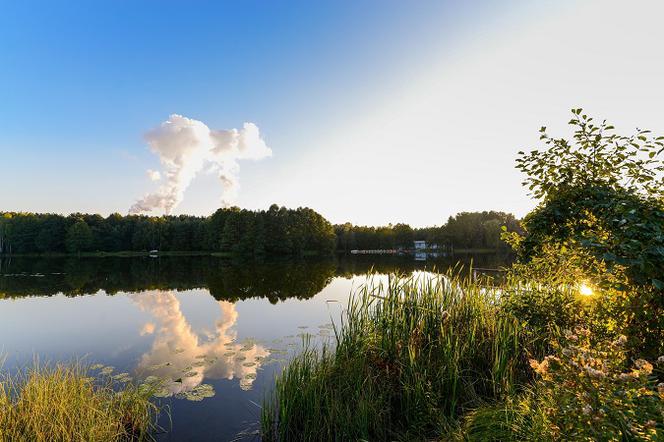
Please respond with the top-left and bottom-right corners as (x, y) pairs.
(0, 254), (509, 441)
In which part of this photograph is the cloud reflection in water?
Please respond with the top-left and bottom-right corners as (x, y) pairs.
(130, 290), (270, 395)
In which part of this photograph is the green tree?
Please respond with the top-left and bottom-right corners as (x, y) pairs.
(510, 109), (664, 357)
(66, 220), (93, 254)
(514, 109), (664, 289)
(221, 209), (241, 254)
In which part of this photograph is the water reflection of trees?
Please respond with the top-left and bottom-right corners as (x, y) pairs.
(0, 257), (330, 300)
(0, 254), (511, 300)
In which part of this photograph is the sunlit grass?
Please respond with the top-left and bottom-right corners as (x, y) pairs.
(0, 361), (160, 442)
(261, 271), (528, 441)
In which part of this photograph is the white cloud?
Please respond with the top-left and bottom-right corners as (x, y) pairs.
(130, 115), (271, 214)
(146, 169), (161, 181)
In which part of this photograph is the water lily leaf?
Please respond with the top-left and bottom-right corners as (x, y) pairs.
(112, 373), (133, 383)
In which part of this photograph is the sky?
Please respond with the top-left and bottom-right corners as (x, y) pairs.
(1, 0), (663, 227)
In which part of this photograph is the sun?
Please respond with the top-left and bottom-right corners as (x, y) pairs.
(579, 282), (594, 296)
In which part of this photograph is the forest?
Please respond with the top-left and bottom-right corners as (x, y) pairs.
(0, 204), (336, 257)
(0, 206), (521, 256)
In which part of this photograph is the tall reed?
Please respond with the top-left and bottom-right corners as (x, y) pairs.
(0, 361), (160, 442)
(262, 271), (528, 441)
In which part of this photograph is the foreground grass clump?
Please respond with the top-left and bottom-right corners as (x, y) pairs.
(0, 362), (160, 442)
(262, 272), (527, 441)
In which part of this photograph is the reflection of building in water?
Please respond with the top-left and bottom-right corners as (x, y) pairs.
(130, 290), (269, 394)
(413, 240), (427, 250)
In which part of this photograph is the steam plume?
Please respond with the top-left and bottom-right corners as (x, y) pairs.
(130, 114), (271, 214)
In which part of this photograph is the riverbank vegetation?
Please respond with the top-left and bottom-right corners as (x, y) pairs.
(262, 273), (662, 441)
(0, 362), (160, 442)
(262, 110), (664, 440)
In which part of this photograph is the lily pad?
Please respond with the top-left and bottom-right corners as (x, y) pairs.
(112, 373), (133, 383)
(183, 384), (215, 401)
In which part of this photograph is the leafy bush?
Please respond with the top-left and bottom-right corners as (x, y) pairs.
(510, 109), (664, 359)
(527, 329), (663, 441)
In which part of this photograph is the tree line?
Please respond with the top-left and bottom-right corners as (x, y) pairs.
(334, 211), (522, 252)
(0, 204), (336, 257)
(0, 206), (521, 256)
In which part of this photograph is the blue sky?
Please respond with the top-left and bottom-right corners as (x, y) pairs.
(2, 0), (663, 226)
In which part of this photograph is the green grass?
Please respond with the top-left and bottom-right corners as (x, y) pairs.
(262, 271), (529, 441)
(0, 362), (160, 442)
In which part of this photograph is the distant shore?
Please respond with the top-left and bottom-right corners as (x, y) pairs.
(0, 250), (328, 258)
(0, 248), (505, 259)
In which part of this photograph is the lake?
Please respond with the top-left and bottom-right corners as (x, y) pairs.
(0, 253), (510, 441)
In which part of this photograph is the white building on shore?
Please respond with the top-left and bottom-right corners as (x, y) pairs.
(413, 240), (426, 250)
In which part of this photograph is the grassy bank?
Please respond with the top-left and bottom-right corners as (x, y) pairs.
(262, 272), (527, 440)
(261, 272), (663, 441)
(0, 362), (160, 442)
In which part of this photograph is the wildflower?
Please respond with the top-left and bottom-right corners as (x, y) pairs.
(619, 373), (636, 382)
(657, 355), (664, 364)
(529, 358), (549, 375)
(582, 405), (593, 415)
(634, 359), (653, 375)
(612, 335), (627, 346)
(544, 355), (560, 365)
(585, 366), (605, 379)
(563, 329), (578, 342)
(575, 327), (591, 338)
(529, 359), (540, 370)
